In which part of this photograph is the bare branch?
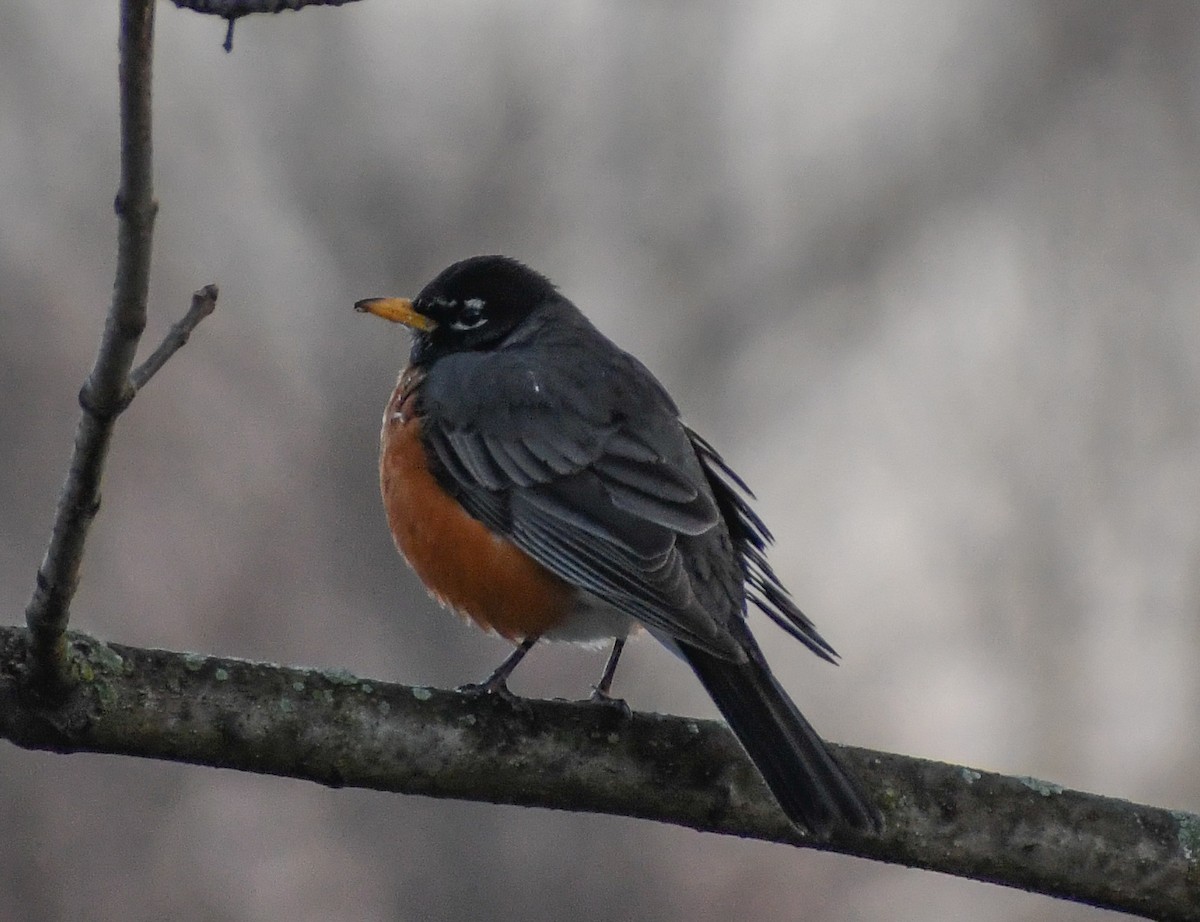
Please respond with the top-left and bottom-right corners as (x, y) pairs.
(24, 0), (158, 683)
(169, 0), (366, 49)
(0, 626), (1195, 921)
(130, 285), (219, 391)
(170, 0), (365, 16)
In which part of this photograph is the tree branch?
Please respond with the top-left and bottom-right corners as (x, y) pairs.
(170, 0), (364, 13)
(24, 0), (159, 683)
(170, 0), (366, 50)
(130, 285), (219, 391)
(0, 625), (1194, 920)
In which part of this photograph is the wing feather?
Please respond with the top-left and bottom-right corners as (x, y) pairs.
(483, 434), (550, 486)
(686, 426), (838, 662)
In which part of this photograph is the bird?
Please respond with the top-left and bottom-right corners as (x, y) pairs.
(355, 255), (877, 835)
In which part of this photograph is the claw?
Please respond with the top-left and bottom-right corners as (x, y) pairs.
(457, 676), (518, 701)
(587, 687), (632, 718)
(458, 636), (538, 701)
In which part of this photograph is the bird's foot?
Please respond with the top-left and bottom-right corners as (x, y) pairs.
(457, 675), (519, 702)
(586, 687), (632, 718)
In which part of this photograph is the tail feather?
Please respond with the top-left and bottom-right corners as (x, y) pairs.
(679, 640), (878, 835)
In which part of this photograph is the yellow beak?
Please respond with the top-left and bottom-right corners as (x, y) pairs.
(353, 297), (435, 332)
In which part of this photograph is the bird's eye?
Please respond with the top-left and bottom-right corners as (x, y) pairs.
(450, 298), (487, 331)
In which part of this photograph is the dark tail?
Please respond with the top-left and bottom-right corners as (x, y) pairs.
(679, 638), (879, 836)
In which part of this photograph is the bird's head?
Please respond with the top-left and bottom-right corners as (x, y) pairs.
(355, 255), (558, 365)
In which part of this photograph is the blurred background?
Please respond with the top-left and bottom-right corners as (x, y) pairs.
(2, 1), (1198, 920)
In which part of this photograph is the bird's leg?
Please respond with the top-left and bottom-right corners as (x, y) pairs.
(589, 638), (631, 715)
(459, 635), (539, 699)
(592, 638), (625, 699)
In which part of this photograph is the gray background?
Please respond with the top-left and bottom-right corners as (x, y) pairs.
(2, 2), (1198, 920)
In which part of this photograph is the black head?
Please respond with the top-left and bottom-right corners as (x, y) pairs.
(403, 256), (558, 364)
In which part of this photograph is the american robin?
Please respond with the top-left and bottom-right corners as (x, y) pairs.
(355, 255), (877, 835)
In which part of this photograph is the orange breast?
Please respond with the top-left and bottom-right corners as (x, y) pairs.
(379, 371), (575, 641)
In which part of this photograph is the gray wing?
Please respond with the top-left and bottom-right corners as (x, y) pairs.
(417, 346), (744, 658)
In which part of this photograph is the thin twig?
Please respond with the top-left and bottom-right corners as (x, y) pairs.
(23, 0), (158, 684)
(130, 285), (219, 391)
(0, 627), (1196, 921)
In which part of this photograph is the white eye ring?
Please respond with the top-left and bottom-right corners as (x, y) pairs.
(450, 298), (487, 331)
